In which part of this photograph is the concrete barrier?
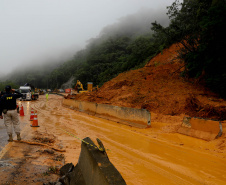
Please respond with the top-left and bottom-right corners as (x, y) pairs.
(62, 99), (151, 128)
(59, 137), (126, 185)
(178, 117), (222, 141)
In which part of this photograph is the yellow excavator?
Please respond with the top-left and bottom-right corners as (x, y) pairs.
(35, 88), (44, 95)
(75, 80), (84, 93)
(74, 80), (98, 94)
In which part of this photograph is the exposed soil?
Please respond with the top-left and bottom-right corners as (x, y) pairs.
(1, 95), (226, 185)
(70, 43), (226, 121)
(0, 130), (64, 185)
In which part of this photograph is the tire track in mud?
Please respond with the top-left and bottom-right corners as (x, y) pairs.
(32, 97), (67, 127)
(56, 119), (196, 184)
(31, 95), (226, 185)
(54, 114), (221, 185)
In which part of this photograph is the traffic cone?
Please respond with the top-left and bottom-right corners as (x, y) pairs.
(19, 104), (24, 116)
(31, 111), (40, 127)
(30, 108), (34, 121)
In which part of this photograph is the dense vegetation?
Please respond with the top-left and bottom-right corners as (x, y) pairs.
(69, 34), (157, 88)
(0, 81), (19, 92)
(2, 0), (225, 98)
(152, 0), (226, 97)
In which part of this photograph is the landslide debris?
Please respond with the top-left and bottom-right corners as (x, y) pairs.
(71, 43), (226, 121)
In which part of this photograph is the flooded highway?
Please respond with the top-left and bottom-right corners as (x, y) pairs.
(1, 94), (226, 185)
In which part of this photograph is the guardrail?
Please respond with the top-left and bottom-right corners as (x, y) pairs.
(178, 117), (223, 141)
(62, 99), (151, 128)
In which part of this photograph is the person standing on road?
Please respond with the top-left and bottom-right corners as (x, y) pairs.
(46, 92), (49, 101)
(31, 91), (34, 100)
(0, 85), (23, 142)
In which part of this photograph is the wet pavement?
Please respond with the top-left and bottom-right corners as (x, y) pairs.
(0, 119), (8, 151)
(0, 94), (226, 185)
(0, 104), (28, 152)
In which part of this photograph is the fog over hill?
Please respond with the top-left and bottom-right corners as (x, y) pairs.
(99, 8), (169, 38)
(2, 5), (170, 83)
(0, 0), (175, 77)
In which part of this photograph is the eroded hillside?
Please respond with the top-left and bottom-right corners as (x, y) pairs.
(74, 43), (226, 121)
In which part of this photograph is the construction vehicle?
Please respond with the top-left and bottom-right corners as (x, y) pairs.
(75, 80), (84, 93)
(19, 83), (39, 101)
(36, 89), (44, 95)
(86, 82), (99, 92)
(74, 80), (99, 94)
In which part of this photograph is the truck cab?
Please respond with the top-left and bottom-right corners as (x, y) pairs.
(19, 86), (32, 101)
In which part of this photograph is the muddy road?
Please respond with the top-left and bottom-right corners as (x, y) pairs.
(0, 94), (226, 185)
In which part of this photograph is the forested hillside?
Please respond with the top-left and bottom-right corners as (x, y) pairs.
(1, 7), (169, 90)
(1, 0), (225, 98)
(151, 0), (226, 97)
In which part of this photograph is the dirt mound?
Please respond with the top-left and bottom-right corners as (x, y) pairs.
(73, 43), (226, 121)
(185, 95), (226, 120)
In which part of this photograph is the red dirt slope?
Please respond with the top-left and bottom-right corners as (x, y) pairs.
(74, 43), (226, 121)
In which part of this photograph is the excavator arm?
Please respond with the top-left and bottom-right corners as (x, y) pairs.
(75, 80), (84, 92)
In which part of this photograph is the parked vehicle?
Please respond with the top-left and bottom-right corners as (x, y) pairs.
(58, 89), (64, 93)
(19, 84), (39, 101)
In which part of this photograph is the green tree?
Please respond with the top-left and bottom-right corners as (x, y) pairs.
(152, 0), (226, 98)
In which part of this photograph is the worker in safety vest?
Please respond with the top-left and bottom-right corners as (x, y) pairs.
(31, 91), (34, 100)
(0, 85), (23, 142)
(46, 92), (49, 101)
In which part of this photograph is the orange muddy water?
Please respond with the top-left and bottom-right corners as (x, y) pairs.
(1, 94), (226, 185)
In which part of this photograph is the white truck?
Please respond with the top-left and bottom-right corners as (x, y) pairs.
(19, 86), (39, 101)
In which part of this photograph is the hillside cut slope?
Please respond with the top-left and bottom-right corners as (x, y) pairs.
(74, 43), (226, 121)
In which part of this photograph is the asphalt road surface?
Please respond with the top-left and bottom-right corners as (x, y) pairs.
(0, 111), (27, 152)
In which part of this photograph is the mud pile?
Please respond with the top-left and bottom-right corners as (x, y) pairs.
(73, 43), (226, 121)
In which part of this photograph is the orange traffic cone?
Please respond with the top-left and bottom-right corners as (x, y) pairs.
(30, 108), (34, 121)
(31, 111), (40, 127)
(19, 104), (24, 116)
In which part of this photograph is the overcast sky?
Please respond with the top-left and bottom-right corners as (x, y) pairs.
(0, 0), (176, 75)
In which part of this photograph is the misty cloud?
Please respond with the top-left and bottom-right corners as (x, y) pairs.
(99, 8), (169, 39)
(0, 0), (175, 76)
